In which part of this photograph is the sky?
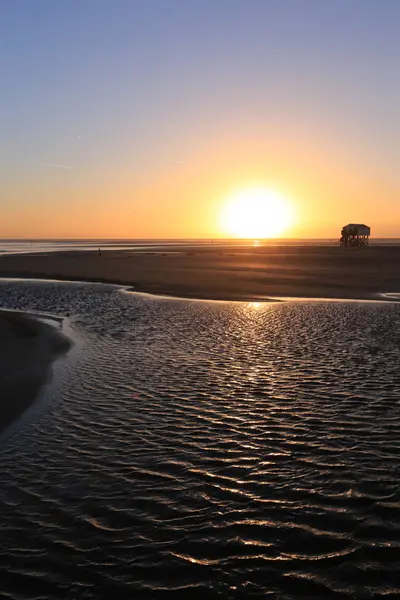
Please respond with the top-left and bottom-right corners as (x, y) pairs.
(1, 0), (399, 239)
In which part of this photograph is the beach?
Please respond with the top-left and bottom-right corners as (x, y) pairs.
(0, 310), (70, 434)
(0, 244), (399, 300)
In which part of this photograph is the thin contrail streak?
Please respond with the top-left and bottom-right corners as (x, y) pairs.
(39, 162), (73, 169)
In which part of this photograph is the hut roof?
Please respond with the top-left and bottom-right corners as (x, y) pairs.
(342, 223), (371, 235)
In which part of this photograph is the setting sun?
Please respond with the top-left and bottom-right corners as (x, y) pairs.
(220, 188), (294, 238)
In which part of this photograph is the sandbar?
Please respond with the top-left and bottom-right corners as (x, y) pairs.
(0, 311), (70, 434)
(0, 244), (399, 301)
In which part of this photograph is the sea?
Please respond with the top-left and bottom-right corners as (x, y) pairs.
(1, 237), (400, 255)
(0, 278), (399, 599)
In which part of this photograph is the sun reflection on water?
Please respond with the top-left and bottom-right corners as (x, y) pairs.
(249, 302), (262, 309)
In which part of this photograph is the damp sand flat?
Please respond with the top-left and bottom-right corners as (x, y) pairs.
(0, 311), (70, 433)
(0, 280), (399, 599)
(0, 244), (399, 300)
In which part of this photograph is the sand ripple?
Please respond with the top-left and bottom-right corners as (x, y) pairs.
(0, 280), (399, 598)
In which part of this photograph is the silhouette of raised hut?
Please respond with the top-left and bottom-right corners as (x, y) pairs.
(340, 223), (370, 247)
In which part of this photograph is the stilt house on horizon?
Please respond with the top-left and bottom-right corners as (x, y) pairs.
(340, 223), (370, 246)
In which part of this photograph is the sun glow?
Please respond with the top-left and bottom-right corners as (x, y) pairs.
(220, 188), (294, 238)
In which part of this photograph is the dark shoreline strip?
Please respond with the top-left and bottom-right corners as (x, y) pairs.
(0, 310), (71, 435)
(0, 274), (396, 303)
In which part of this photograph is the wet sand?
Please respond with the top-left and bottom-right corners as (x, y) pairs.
(0, 311), (70, 434)
(0, 245), (399, 300)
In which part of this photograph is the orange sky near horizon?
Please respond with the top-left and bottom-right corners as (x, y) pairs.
(3, 130), (399, 240)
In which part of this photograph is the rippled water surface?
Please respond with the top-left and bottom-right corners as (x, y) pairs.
(0, 280), (399, 599)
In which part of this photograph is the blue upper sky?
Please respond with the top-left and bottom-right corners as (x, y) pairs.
(1, 0), (399, 237)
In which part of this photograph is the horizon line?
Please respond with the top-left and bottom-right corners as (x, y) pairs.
(0, 237), (399, 242)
